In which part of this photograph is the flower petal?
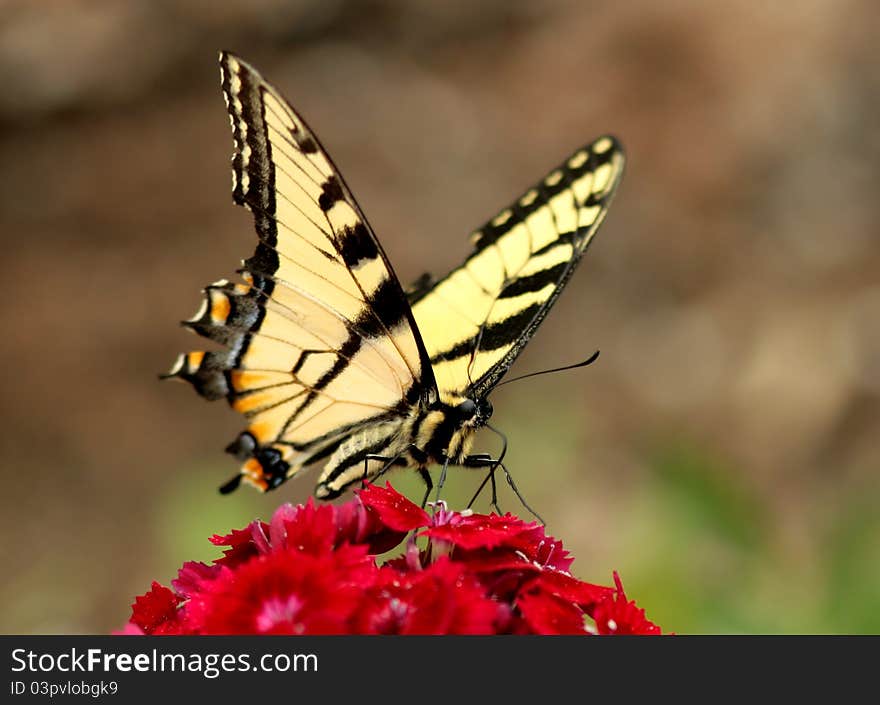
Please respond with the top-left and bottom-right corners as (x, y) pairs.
(531, 570), (615, 610)
(129, 582), (183, 634)
(516, 588), (588, 635)
(590, 573), (663, 635)
(172, 561), (220, 598)
(209, 523), (266, 567)
(352, 559), (499, 634)
(357, 483), (430, 532)
(186, 547), (376, 635)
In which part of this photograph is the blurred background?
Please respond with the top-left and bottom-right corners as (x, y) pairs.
(2, 0), (878, 634)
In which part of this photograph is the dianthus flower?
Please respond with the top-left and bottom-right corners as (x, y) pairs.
(121, 484), (662, 635)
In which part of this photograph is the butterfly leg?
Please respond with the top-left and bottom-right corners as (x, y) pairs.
(433, 456), (451, 507)
(361, 447), (414, 491)
(361, 453), (394, 489)
(464, 454), (501, 513)
(463, 454), (545, 525)
(417, 467), (433, 508)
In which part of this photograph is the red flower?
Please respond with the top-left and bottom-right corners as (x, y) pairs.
(424, 512), (572, 571)
(589, 572), (663, 635)
(516, 587), (589, 635)
(171, 561), (219, 598)
(356, 482), (430, 532)
(208, 492), (406, 567)
(353, 559), (501, 635)
(121, 483), (663, 635)
(128, 582), (183, 635)
(186, 545), (375, 635)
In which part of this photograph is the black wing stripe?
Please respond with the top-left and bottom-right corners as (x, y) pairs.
(338, 223), (379, 269)
(429, 302), (543, 364)
(496, 260), (568, 299)
(228, 64), (280, 256)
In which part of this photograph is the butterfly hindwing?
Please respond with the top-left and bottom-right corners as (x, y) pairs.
(167, 52), (436, 491)
(410, 136), (625, 398)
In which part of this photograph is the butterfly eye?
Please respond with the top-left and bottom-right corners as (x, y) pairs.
(456, 399), (477, 418)
(477, 399), (493, 421)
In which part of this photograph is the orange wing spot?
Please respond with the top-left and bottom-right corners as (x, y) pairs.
(241, 459), (269, 491)
(230, 370), (275, 391)
(243, 457), (262, 477)
(246, 420), (276, 444)
(232, 390), (274, 414)
(209, 291), (231, 323)
(187, 351), (205, 369)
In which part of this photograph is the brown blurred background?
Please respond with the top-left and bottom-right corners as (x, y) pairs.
(2, 0), (878, 634)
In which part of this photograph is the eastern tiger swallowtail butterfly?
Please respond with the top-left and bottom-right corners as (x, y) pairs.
(166, 52), (624, 504)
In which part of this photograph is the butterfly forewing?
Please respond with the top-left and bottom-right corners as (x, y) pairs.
(168, 53), (436, 491)
(410, 136), (625, 398)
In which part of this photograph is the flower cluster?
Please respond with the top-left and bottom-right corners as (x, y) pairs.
(121, 484), (661, 635)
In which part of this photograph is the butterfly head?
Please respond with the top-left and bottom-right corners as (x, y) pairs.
(448, 396), (493, 429)
(417, 394), (494, 463)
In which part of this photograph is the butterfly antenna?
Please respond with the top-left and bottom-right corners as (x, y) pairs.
(494, 350), (600, 389)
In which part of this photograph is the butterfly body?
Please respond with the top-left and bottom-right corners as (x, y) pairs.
(167, 52), (624, 499)
(315, 393), (490, 499)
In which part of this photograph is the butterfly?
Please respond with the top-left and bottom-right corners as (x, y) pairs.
(166, 52), (625, 506)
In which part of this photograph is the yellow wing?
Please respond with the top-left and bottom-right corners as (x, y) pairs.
(167, 52), (437, 492)
(410, 136), (625, 399)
